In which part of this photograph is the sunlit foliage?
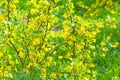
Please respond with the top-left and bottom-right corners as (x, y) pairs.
(0, 0), (120, 80)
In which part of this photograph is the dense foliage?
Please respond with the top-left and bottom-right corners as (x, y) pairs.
(0, 0), (120, 80)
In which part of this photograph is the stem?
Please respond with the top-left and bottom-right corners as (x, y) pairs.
(38, 6), (50, 53)
(7, 0), (10, 30)
(66, 1), (76, 79)
(8, 40), (24, 67)
(2, 51), (5, 79)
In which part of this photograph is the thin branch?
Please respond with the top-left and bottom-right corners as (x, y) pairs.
(8, 40), (24, 67)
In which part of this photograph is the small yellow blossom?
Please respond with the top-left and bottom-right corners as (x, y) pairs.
(100, 53), (105, 57)
(0, 52), (3, 58)
(63, 13), (68, 19)
(110, 24), (116, 29)
(66, 65), (73, 72)
(7, 66), (12, 71)
(50, 72), (56, 79)
(41, 68), (46, 79)
(32, 38), (40, 45)
(58, 56), (63, 59)
(112, 42), (119, 48)
(8, 73), (13, 79)
(54, 7), (59, 12)
(30, 9), (38, 15)
(13, 0), (19, 3)
(89, 45), (95, 50)
(23, 68), (29, 74)
(45, 62), (51, 67)
(19, 51), (24, 58)
(54, 0), (60, 3)
(87, 70), (91, 73)
(65, 52), (71, 59)
(97, 22), (104, 28)
(53, 51), (56, 55)
(111, 10), (116, 14)
(80, 77), (88, 80)
(100, 41), (106, 46)
(8, 54), (12, 59)
(108, 17), (116, 22)
(44, 47), (49, 52)
(90, 13), (94, 17)
(86, 54), (91, 59)
(78, 27), (85, 34)
(0, 14), (4, 22)
(103, 47), (108, 52)
(90, 63), (95, 67)
(33, 62), (38, 67)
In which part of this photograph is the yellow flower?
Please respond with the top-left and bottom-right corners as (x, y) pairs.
(44, 47), (49, 52)
(0, 52), (3, 58)
(23, 68), (29, 74)
(53, 51), (56, 55)
(63, 13), (68, 19)
(30, 9), (38, 15)
(110, 24), (116, 29)
(100, 53), (105, 57)
(108, 17), (116, 22)
(78, 27), (85, 34)
(8, 73), (13, 79)
(66, 65), (73, 72)
(28, 62), (32, 68)
(97, 22), (104, 28)
(87, 70), (91, 73)
(32, 38), (40, 45)
(112, 42), (119, 48)
(80, 77), (88, 80)
(8, 54), (12, 59)
(28, 23), (34, 30)
(41, 68), (46, 79)
(7, 66), (12, 71)
(19, 51), (24, 58)
(69, 36), (76, 41)
(45, 62), (51, 67)
(37, 52), (45, 60)
(65, 52), (71, 59)
(50, 72), (56, 79)
(54, 7), (59, 12)
(54, 0), (59, 3)
(0, 14), (4, 22)
(90, 13), (94, 17)
(13, 0), (19, 3)
(111, 10), (116, 14)
(103, 47), (108, 52)
(48, 56), (52, 61)
(9, 61), (15, 65)
(58, 56), (63, 59)
(89, 45), (95, 50)
(33, 62), (38, 67)
(86, 54), (91, 59)
(100, 41), (106, 46)
(90, 63), (95, 67)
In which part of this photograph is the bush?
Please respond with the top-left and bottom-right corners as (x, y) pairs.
(0, 0), (120, 80)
